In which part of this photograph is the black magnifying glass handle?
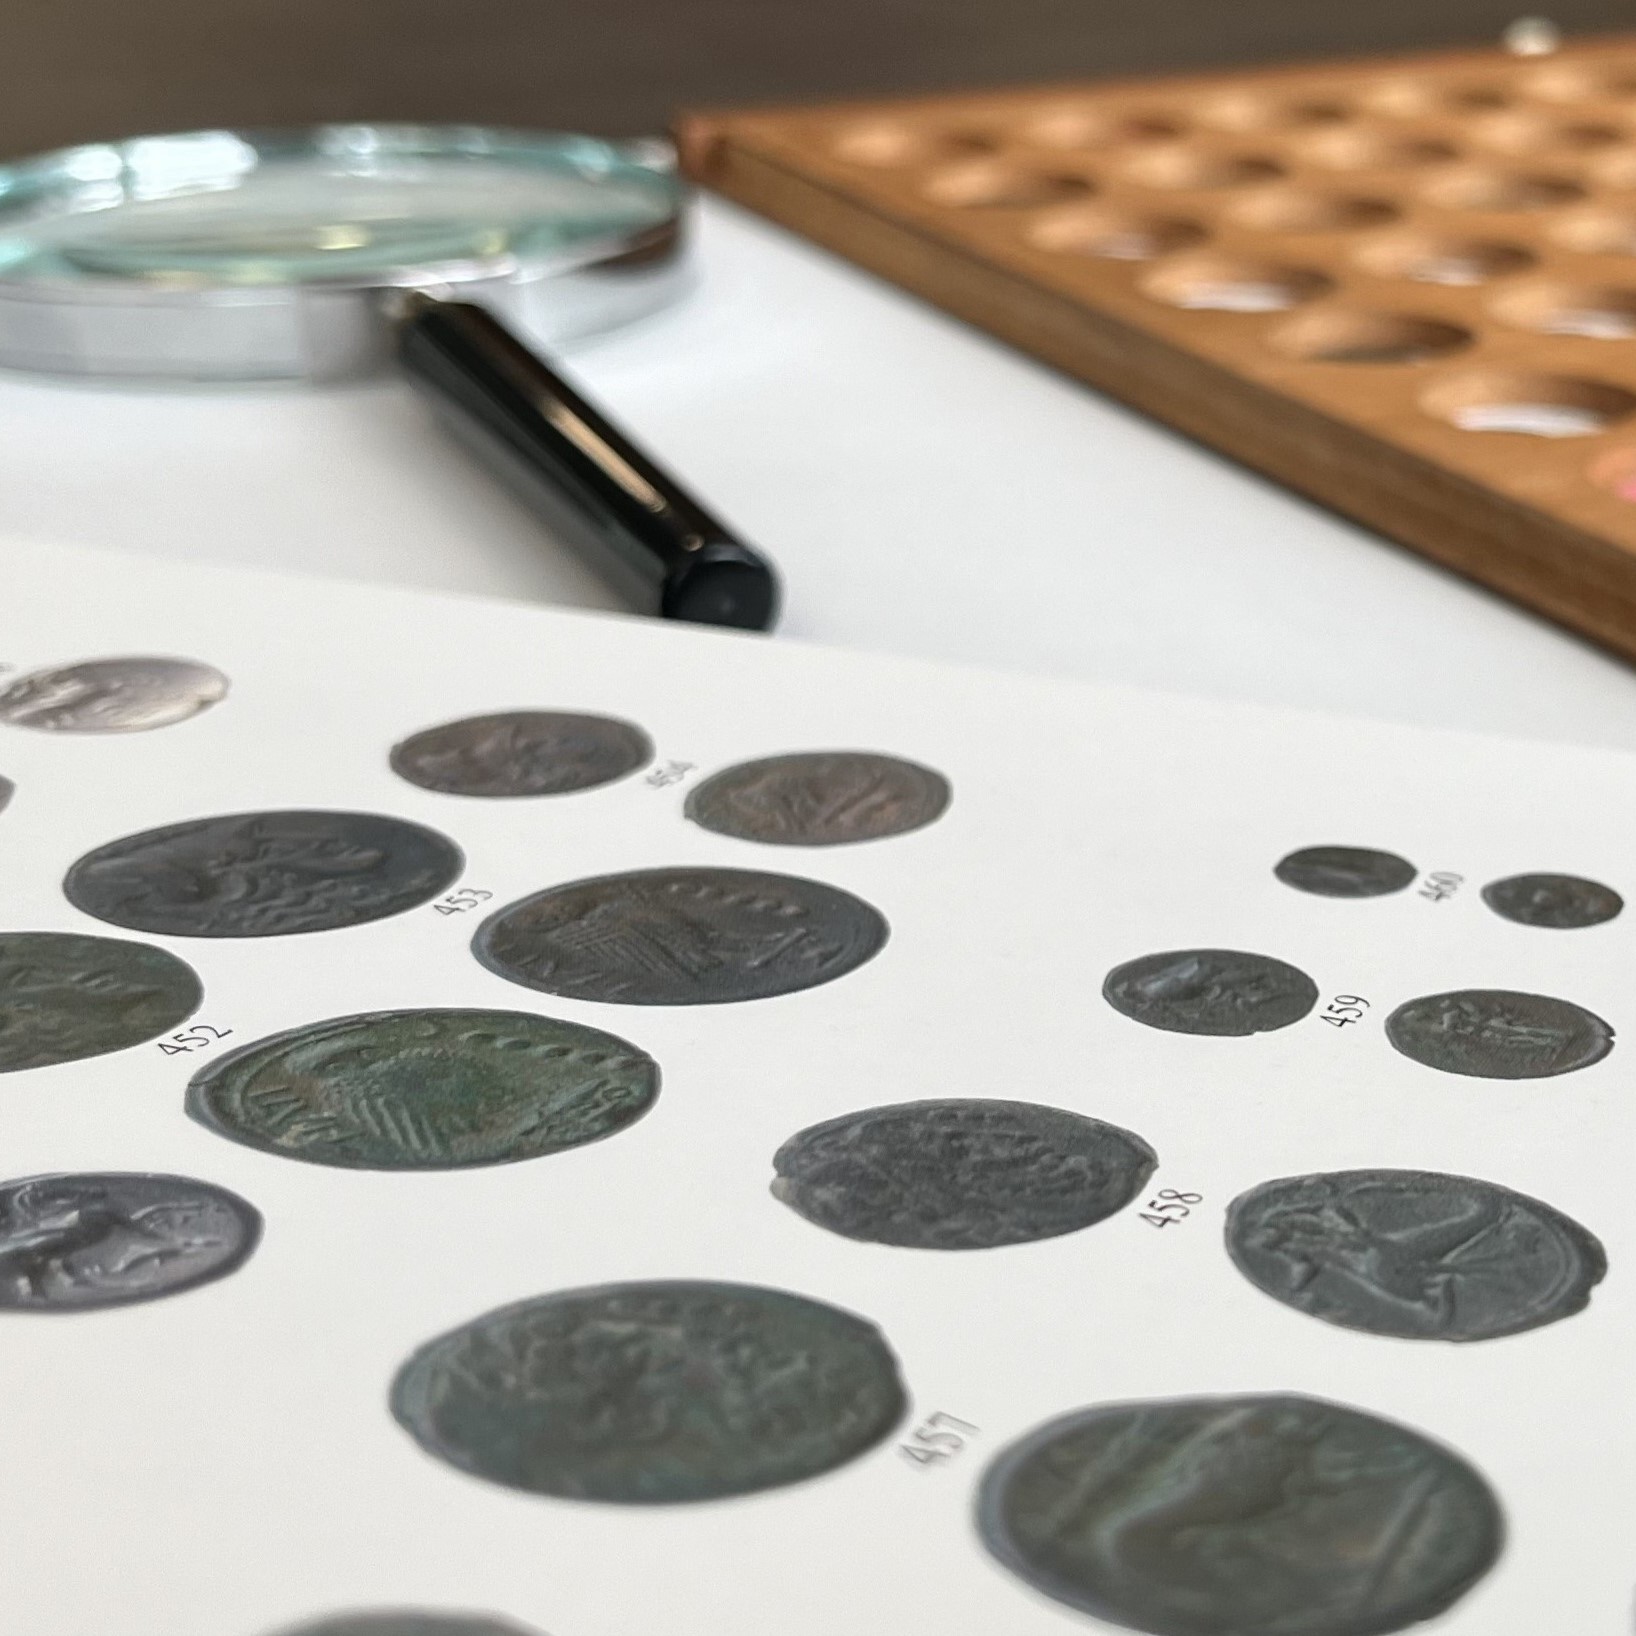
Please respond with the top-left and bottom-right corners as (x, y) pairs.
(393, 293), (780, 631)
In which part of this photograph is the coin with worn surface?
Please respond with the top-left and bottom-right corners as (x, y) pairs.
(473, 866), (888, 1005)
(0, 776), (14, 814)
(0, 656), (228, 732)
(1481, 872), (1624, 929)
(0, 1172), (259, 1311)
(685, 751), (951, 846)
(1103, 948), (1318, 1036)
(269, 1615), (542, 1636)
(772, 1099), (1156, 1249)
(187, 1008), (659, 1170)
(0, 930), (202, 1071)
(1274, 845), (1416, 898)
(390, 710), (652, 798)
(1226, 1168), (1606, 1341)
(391, 1280), (907, 1503)
(1386, 988), (1613, 1078)
(978, 1393), (1502, 1636)
(64, 808), (464, 937)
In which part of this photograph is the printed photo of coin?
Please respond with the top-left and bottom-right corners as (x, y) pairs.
(390, 711), (652, 798)
(473, 867), (888, 1005)
(1386, 989), (1613, 1078)
(64, 809), (464, 937)
(978, 1393), (1502, 1636)
(772, 1099), (1156, 1249)
(0, 656), (228, 732)
(1481, 872), (1623, 929)
(1103, 949), (1318, 1036)
(1274, 845), (1416, 898)
(0, 930), (202, 1071)
(1226, 1168), (1606, 1341)
(685, 751), (951, 846)
(0, 1172), (260, 1311)
(267, 1615), (542, 1636)
(188, 1008), (659, 1170)
(0, 776), (14, 814)
(391, 1280), (907, 1503)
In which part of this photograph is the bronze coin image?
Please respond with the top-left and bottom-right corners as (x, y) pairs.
(390, 710), (652, 798)
(391, 1280), (908, 1503)
(64, 809), (464, 937)
(772, 1099), (1156, 1248)
(1226, 1168), (1606, 1341)
(0, 930), (202, 1071)
(1103, 948), (1319, 1035)
(0, 656), (228, 732)
(269, 1616), (542, 1636)
(685, 751), (951, 845)
(1274, 845), (1416, 898)
(188, 1008), (659, 1170)
(1386, 988), (1613, 1078)
(1481, 872), (1623, 929)
(978, 1394), (1502, 1636)
(473, 866), (889, 1005)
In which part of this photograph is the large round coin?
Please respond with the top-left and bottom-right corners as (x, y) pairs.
(0, 1172), (260, 1311)
(0, 656), (228, 731)
(473, 867), (888, 1005)
(0, 930), (201, 1071)
(1274, 845), (1416, 898)
(1103, 948), (1318, 1036)
(685, 751), (950, 846)
(187, 1008), (659, 1170)
(269, 1616), (541, 1635)
(391, 1280), (908, 1503)
(1226, 1168), (1606, 1341)
(772, 1099), (1156, 1249)
(1386, 988), (1613, 1078)
(390, 710), (652, 798)
(64, 809), (464, 937)
(978, 1394), (1502, 1636)
(1481, 872), (1623, 929)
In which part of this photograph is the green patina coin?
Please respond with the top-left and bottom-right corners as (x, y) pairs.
(186, 1008), (658, 1170)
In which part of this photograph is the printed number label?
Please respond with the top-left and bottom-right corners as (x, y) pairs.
(900, 1411), (980, 1468)
(1321, 994), (1371, 1028)
(1140, 1189), (1202, 1229)
(1419, 871), (1464, 903)
(433, 889), (493, 917)
(645, 760), (696, 789)
(157, 1025), (233, 1057)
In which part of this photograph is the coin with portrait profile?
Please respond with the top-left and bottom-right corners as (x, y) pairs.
(390, 710), (652, 798)
(0, 656), (227, 732)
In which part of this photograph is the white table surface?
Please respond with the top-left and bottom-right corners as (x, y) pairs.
(3, 194), (1635, 750)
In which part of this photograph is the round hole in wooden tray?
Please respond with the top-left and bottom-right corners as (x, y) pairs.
(1196, 94), (1352, 132)
(1298, 129), (1461, 170)
(1269, 309), (1473, 363)
(1354, 232), (1536, 285)
(1119, 146), (1285, 190)
(1490, 281), (1636, 339)
(1588, 445), (1636, 500)
(1422, 370), (1636, 437)
(1446, 83), (1515, 111)
(921, 161), (1094, 208)
(1470, 112), (1626, 153)
(831, 123), (995, 167)
(1422, 167), (1585, 210)
(1017, 107), (1183, 149)
(1588, 148), (1636, 190)
(1140, 253), (1332, 313)
(1552, 209), (1636, 255)
(1227, 189), (1398, 233)
(1524, 64), (1636, 103)
(1026, 206), (1207, 260)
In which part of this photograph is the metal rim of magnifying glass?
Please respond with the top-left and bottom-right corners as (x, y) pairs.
(0, 124), (691, 384)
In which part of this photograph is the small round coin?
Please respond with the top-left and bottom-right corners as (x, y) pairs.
(268, 1616), (542, 1636)
(0, 1172), (260, 1311)
(64, 809), (464, 937)
(391, 1280), (908, 1503)
(1274, 845), (1416, 898)
(187, 1008), (659, 1170)
(1226, 1168), (1606, 1341)
(772, 1099), (1157, 1248)
(0, 656), (228, 732)
(1386, 988), (1613, 1078)
(977, 1394), (1502, 1636)
(473, 866), (889, 1005)
(1103, 948), (1319, 1035)
(1481, 872), (1624, 929)
(0, 930), (202, 1071)
(685, 751), (951, 846)
(390, 710), (652, 798)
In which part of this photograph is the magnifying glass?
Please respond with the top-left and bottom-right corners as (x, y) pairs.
(0, 125), (779, 630)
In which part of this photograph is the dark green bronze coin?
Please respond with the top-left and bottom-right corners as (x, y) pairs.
(269, 1616), (541, 1635)
(1481, 872), (1624, 928)
(1103, 948), (1319, 1036)
(0, 930), (202, 1071)
(187, 1009), (658, 1170)
(1386, 988), (1614, 1078)
(391, 1280), (908, 1503)
(978, 1394), (1502, 1636)
(1274, 845), (1416, 898)
(390, 710), (653, 798)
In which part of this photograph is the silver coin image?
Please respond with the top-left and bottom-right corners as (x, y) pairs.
(1226, 1168), (1606, 1341)
(977, 1393), (1503, 1636)
(391, 1280), (908, 1503)
(685, 751), (951, 846)
(0, 1172), (260, 1311)
(267, 1615), (542, 1636)
(0, 656), (227, 732)
(390, 710), (652, 798)
(772, 1099), (1157, 1249)
(1481, 872), (1624, 929)
(64, 808), (464, 937)
(473, 866), (889, 1005)
(1274, 845), (1416, 898)
(1386, 988), (1614, 1078)
(1103, 948), (1319, 1036)
(0, 776), (14, 814)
